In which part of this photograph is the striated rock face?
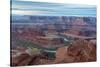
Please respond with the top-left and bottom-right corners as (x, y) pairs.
(55, 40), (96, 63)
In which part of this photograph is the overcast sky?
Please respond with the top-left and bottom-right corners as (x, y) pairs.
(11, 0), (96, 17)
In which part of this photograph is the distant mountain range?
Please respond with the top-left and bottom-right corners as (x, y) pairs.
(11, 15), (96, 25)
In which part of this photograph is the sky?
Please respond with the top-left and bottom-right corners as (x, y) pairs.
(11, 0), (96, 17)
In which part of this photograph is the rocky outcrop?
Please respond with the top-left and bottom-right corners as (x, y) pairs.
(55, 40), (96, 63)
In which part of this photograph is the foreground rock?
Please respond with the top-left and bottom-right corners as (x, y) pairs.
(11, 40), (96, 66)
(55, 40), (96, 63)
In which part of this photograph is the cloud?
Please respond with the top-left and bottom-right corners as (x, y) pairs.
(12, 5), (57, 12)
(11, 0), (96, 17)
(12, 10), (47, 15)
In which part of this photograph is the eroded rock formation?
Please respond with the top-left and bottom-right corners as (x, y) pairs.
(55, 40), (96, 63)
